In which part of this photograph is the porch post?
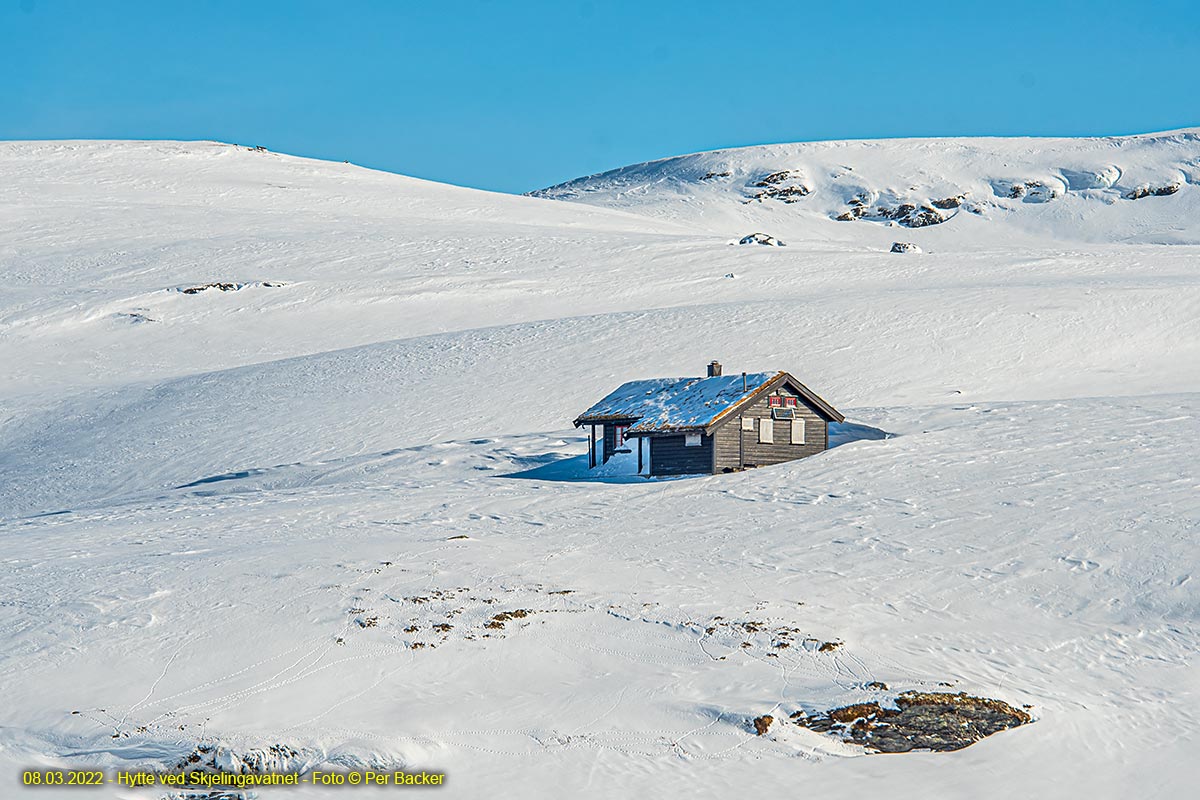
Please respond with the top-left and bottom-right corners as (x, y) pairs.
(589, 424), (596, 468)
(637, 436), (643, 474)
(739, 414), (745, 470)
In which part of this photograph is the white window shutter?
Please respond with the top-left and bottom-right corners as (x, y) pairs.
(684, 433), (701, 447)
(742, 417), (755, 431)
(759, 419), (774, 443)
(791, 418), (806, 444)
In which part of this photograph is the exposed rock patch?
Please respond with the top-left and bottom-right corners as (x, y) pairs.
(930, 194), (966, 209)
(1022, 180), (1062, 202)
(755, 170), (802, 186)
(745, 170), (811, 203)
(1125, 182), (1181, 200)
(174, 741), (312, 774)
(991, 178), (1064, 203)
(738, 232), (786, 246)
(485, 609), (532, 629)
(890, 242), (922, 254)
(750, 185), (810, 202)
(177, 281), (285, 295)
(792, 691), (1032, 753)
(179, 282), (242, 294)
(838, 202), (947, 227)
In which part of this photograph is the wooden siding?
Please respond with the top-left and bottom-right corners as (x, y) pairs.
(649, 433), (714, 475)
(712, 385), (827, 471)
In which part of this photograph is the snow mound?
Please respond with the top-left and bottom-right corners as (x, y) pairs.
(531, 128), (1200, 245)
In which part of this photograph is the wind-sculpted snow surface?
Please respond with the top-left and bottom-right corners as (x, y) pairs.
(3, 400), (1197, 798)
(0, 138), (1198, 798)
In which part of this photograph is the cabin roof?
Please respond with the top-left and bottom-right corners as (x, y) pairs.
(574, 371), (843, 433)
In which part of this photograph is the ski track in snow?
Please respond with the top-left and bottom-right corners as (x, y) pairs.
(0, 138), (1198, 798)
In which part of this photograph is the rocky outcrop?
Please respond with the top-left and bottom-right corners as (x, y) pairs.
(837, 202), (946, 228)
(792, 691), (1032, 753)
(755, 170), (801, 187)
(890, 242), (922, 253)
(176, 281), (285, 295)
(746, 170), (811, 203)
(1125, 183), (1181, 200)
(902, 205), (946, 227)
(754, 185), (810, 202)
(738, 232), (786, 246)
(991, 178), (1064, 203)
(180, 282), (242, 294)
(930, 194), (966, 209)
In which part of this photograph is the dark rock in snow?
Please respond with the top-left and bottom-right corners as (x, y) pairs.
(994, 179), (1061, 203)
(1021, 180), (1061, 202)
(793, 691), (1032, 753)
(739, 233), (786, 246)
(904, 206), (945, 227)
(837, 200), (946, 227)
(877, 204), (945, 228)
(931, 194), (966, 209)
(177, 281), (285, 295)
(179, 282), (242, 294)
(1125, 183), (1181, 200)
(907, 206), (945, 225)
(890, 242), (922, 253)
(749, 185), (811, 203)
(754, 170), (802, 187)
(746, 170), (811, 203)
(699, 170), (732, 181)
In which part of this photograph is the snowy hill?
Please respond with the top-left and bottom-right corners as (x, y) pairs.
(532, 129), (1200, 246)
(0, 138), (1197, 799)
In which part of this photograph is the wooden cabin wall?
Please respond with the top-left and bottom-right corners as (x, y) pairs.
(713, 386), (827, 471)
(649, 434), (714, 475)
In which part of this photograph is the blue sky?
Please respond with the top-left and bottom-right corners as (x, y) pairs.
(3, 0), (1198, 193)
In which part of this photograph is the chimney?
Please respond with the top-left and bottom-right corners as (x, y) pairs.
(707, 360), (722, 377)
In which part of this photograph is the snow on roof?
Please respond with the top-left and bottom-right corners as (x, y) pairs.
(575, 372), (781, 432)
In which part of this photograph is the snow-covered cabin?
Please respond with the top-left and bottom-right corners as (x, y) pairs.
(573, 361), (844, 477)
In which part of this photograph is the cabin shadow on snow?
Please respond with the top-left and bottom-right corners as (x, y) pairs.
(503, 421), (892, 483)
